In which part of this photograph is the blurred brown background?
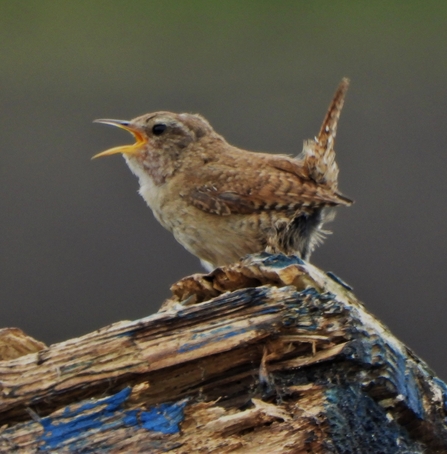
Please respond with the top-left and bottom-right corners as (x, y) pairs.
(1, 1), (447, 379)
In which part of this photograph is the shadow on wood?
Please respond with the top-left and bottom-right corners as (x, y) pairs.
(0, 253), (446, 453)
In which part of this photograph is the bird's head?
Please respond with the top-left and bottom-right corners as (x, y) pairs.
(93, 112), (216, 162)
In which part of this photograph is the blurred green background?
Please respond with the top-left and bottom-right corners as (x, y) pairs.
(1, 1), (447, 379)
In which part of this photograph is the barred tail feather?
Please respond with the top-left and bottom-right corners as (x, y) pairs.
(300, 78), (350, 191)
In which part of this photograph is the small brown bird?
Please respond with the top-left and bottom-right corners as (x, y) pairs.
(93, 79), (352, 270)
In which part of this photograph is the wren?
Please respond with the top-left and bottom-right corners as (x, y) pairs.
(93, 79), (353, 270)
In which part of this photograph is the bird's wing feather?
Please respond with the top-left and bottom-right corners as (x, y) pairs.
(184, 161), (351, 217)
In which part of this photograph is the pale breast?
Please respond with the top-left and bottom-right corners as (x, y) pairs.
(124, 156), (171, 228)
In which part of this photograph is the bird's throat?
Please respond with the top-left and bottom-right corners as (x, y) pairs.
(124, 151), (176, 187)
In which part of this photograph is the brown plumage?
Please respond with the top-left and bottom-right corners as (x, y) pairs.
(94, 78), (352, 270)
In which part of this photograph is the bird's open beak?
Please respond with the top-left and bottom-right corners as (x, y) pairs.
(92, 119), (147, 159)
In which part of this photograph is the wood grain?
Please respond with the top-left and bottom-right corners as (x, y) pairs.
(0, 253), (445, 452)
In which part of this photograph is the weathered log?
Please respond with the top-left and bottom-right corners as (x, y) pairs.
(0, 253), (446, 453)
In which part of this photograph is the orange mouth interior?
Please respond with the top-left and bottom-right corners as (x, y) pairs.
(92, 120), (147, 159)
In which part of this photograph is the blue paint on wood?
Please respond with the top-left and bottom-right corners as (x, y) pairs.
(39, 388), (188, 450)
(325, 385), (422, 452)
(58, 361), (93, 375)
(260, 253), (305, 267)
(40, 388), (131, 449)
(175, 287), (270, 320)
(178, 325), (249, 353)
(124, 401), (188, 434)
(139, 399), (189, 434)
(403, 365), (425, 420)
(283, 289), (344, 331)
(258, 306), (281, 315)
(298, 287), (320, 298)
(387, 344), (425, 420)
(433, 377), (447, 422)
(326, 271), (353, 291)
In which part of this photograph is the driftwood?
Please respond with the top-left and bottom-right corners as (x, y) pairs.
(0, 253), (446, 453)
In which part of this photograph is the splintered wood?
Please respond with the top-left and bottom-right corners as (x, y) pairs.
(0, 253), (446, 453)
(0, 328), (46, 361)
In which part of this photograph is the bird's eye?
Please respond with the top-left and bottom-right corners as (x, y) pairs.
(152, 123), (167, 136)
